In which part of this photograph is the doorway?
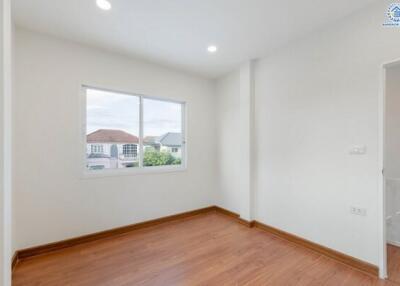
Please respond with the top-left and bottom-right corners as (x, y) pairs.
(383, 61), (400, 283)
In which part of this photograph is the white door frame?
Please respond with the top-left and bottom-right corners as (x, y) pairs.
(379, 58), (400, 279)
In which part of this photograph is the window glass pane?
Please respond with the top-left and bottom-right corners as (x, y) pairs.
(86, 88), (140, 170)
(143, 98), (183, 167)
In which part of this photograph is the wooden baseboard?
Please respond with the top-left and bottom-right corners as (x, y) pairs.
(253, 221), (379, 277)
(214, 206), (239, 218)
(213, 207), (377, 276)
(12, 252), (19, 271)
(15, 206), (216, 262)
(12, 205), (379, 277)
(388, 241), (400, 248)
(213, 206), (254, 227)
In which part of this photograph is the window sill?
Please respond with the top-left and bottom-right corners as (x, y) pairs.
(81, 166), (187, 179)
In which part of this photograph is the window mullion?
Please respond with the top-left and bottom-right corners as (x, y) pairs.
(139, 96), (144, 168)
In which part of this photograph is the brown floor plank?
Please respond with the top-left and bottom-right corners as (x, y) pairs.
(12, 213), (399, 286)
(388, 244), (400, 284)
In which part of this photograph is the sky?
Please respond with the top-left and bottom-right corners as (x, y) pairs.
(86, 88), (182, 137)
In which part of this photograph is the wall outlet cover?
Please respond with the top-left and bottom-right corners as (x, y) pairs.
(349, 145), (367, 155)
(350, 206), (367, 216)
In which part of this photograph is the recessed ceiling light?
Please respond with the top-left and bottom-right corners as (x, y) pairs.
(96, 0), (112, 11)
(207, 45), (218, 53)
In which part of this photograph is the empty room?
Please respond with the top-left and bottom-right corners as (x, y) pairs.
(1, 0), (400, 285)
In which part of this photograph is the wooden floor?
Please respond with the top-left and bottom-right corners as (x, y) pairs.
(388, 244), (400, 284)
(12, 213), (399, 286)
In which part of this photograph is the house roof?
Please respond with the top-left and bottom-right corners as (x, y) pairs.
(87, 129), (139, 144)
(143, 136), (158, 144)
(157, 132), (182, 147)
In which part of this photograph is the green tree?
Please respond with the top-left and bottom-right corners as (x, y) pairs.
(143, 150), (181, 166)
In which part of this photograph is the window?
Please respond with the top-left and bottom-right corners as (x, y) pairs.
(86, 88), (140, 171)
(143, 98), (183, 167)
(91, 144), (104, 154)
(84, 86), (185, 173)
(123, 144), (137, 158)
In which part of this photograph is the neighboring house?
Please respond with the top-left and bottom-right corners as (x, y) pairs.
(143, 136), (160, 151)
(143, 133), (182, 158)
(87, 130), (183, 170)
(157, 132), (182, 158)
(86, 129), (139, 170)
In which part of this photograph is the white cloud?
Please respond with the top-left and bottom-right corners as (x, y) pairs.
(86, 88), (182, 137)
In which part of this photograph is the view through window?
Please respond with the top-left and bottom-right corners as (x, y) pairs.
(143, 98), (182, 167)
(85, 87), (184, 171)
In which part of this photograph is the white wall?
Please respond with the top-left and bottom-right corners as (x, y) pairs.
(216, 0), (400, 267)
(385, 65), (400, 179)
(1, 0), (12, 284)
(386, 178), (400, 245)
(385, 65), (400, 245)
(215, 62), (255, 221)
(13, 28), (217, 250)
(0, 1), (4, 281)
(215, 69), (241, 214)
(238, 62), (254, 221)
(254, 0), (400, 265)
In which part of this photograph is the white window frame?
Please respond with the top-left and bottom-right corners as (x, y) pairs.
(122, 144), (138, 158)
(80, 85), (187, 178)
(91, 144), (104, 154)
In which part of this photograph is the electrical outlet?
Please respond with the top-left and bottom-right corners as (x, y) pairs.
(350, 206), (367, 216)
(349, 145), (366, 155)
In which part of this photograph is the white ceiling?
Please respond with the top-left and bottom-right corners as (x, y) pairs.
(13, 0), (377, 78)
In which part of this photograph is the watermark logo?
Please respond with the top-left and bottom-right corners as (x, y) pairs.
(383, 3), (400, 27)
